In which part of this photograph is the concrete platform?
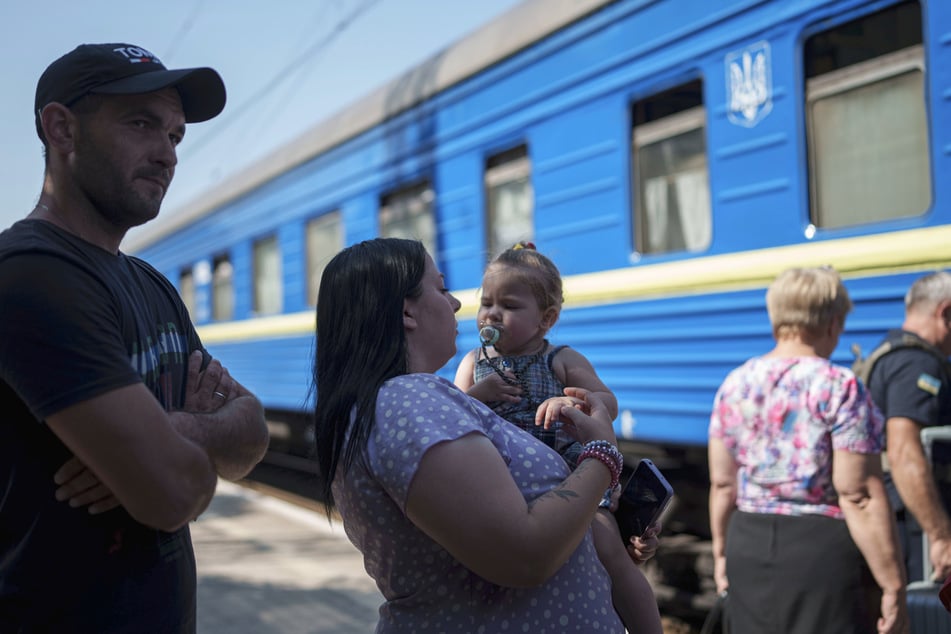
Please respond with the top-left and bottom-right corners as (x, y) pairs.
(192, 480), (383, 633)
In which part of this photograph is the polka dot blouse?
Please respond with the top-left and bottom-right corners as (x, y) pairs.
(332, 374), (623, 633)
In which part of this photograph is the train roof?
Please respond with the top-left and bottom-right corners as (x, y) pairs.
(126, 0), (613, 252)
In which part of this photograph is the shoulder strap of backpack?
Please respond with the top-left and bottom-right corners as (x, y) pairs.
(852, 333), (949, 386)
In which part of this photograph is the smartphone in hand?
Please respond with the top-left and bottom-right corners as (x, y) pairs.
(614, 458), (674, 544)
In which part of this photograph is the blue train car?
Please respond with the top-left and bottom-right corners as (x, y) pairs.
(127, 0), (951, 475)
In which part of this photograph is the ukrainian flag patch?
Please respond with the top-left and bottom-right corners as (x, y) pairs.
(917, 373), (941, 396)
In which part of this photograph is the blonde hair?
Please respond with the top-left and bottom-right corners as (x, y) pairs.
(486, 242), (564, 315)
(766, 266), (852, 338)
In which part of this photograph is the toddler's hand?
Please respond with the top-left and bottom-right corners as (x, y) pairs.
(468, 372), (522, 404)
(557, 388), (617, 446)
(535, 395), (586, 429)
(627, 521), (661, 564)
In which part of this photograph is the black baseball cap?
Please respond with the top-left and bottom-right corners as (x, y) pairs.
(34, 43), (226, 140)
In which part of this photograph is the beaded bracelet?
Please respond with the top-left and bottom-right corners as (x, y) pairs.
(578, 440), (623, 489)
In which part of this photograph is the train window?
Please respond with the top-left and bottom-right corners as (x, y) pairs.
(306, 211), (343, 306)
(253, 235), (283, 316)
(485, 145), (533, 261)
(631, 81), (711, 256)
(179, 267), (196, 318)
(379, 182), (436, 257)
(212, 254), (234, 321)
(805, 1), (928, 228)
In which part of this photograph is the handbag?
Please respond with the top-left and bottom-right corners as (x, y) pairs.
(699, 592), (730, 634)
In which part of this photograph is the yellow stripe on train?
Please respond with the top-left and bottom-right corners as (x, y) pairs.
(197, 224), (951, 344)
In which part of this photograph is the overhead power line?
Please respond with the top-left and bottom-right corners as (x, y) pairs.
(163, 0), (206, 63)
(181, 0), (383, 159)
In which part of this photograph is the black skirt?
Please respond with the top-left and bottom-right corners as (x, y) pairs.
(725, 510), (880, 634)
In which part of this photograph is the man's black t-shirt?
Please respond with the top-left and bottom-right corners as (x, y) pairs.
(0, 219), (203, 632)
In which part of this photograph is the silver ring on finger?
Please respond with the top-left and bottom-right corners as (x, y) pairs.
(213, 391), (226, 399)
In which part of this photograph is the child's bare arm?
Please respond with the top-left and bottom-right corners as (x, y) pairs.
(453, 350), (477, 391)
(552, 347), (618, 419)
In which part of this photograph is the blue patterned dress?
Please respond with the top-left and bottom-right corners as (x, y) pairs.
(332, 374), (623, 633)
(473, 343), (584, 467)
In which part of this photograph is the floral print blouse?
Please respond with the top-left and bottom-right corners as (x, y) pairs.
(709, 356), (884, 519)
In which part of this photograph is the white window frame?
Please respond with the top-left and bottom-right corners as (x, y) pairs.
(806, 45), (930, 228)
(485, 147), (533, 261)
(633, 105), (711, 255)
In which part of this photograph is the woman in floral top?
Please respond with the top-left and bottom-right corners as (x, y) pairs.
(708, 266), (909, 634)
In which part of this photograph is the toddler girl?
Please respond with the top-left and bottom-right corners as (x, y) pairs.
(454, 242), (662, 634)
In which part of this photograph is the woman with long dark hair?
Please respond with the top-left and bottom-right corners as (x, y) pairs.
(313, 238), (650, 633)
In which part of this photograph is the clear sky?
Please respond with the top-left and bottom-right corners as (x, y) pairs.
(0, 0), (523, 236)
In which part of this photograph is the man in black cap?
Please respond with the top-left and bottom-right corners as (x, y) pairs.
(0, 44), (268, 631)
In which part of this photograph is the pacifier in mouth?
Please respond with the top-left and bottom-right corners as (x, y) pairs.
(479, 324), (502, 346)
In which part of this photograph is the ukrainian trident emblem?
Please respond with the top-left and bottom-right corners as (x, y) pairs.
(725, 41), (773, 127)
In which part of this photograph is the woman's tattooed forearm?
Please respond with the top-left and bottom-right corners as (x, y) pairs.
(550, 486), (580, 502)
(526, 460), (608, 509)
(528, 481), (580, 509)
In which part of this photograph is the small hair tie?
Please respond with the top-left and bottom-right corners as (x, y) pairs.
(512, 241), (536, 251)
